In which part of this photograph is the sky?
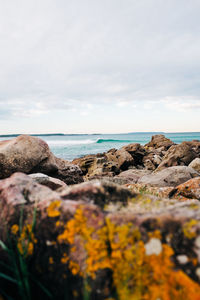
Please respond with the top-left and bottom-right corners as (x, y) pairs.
(0, 0), (200, 134)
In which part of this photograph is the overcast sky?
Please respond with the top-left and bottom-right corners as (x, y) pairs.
(0, 0), (200, 134)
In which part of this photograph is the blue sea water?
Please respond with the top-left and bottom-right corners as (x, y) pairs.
(1, 132), (199, 161)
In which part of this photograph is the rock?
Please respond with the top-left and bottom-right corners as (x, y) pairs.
(143, 152), (162, 170)
(105, 148), (134, 170)
(72, 154), (100, 175)
(73, 153), (120, 179)
(122, 143), (146, 166)
(59, 180), (135, 208)
(113, 169), (152, 185)
(126, 183), (174, 198)
(189, 158), (200, 173)
(0, 173), (200, 299)
(145, 134), (175, 151)
(156, 141), (200, 171)
(169, 177), (200, 200)
(0, 172), (61, 225)
(29, 173), (67, 190)
(0, 135), (83, 184)
(138, 166), (199, 187)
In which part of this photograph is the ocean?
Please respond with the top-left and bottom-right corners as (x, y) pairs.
(0, 132), (200, 161)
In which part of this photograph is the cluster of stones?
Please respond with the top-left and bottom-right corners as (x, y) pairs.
(0, 134), (200, 299)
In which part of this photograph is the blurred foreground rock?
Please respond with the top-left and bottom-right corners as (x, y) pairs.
(0, 172), (200, 299)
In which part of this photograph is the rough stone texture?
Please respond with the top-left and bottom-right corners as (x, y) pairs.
(143, 152), (163, 170)
(189, 158), (200, 173)
(0, 172), (61, 226)
(59, 180), (135, 208)
(73, 153), (120, 179)
(122, 143), (146, 167)
(105, 148), (134, 170)
(156, 140), (200, 171)
(169, 177), (200, 200)
(113, 169), (152, 185)
(138, 166), (199, 187)
(29, 173), (67, 190)
(126, 183), (174, 198)
(72, 154), (101, 175)
(0, 135), (83, 184)
(145, 134), (175, 151)
(0, 173), (200, 299)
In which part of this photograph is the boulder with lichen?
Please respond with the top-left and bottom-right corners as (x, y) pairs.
(0, 172), (200, 299)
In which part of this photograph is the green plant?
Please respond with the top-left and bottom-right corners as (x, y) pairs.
(0, 206), (52, 300)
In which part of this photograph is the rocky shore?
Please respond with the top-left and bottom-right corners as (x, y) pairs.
(0, 134), (200, 299)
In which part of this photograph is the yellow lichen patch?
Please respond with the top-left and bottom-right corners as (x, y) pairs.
(183, 219), (198, 239)
(47, 200), (61, 218)
(57, 208), (200, 299)
(106, 220), (200, 300)
(58, 207), (110, 278)
(49, 257), (54, 264)
(72, 290), (79, 298)
(148, 229), (162, 240)
(17, 224), (37, 257)
(61, 253), (69, 264)
(11, 224), (19, 235)
(69, 260), (80, 275)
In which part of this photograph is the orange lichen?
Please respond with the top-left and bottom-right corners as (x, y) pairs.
(11, 224), (19, 235)
(17, 224), (37, 257)
(183, 219), (198, 239)
(54, 205), (200, 299)
(106, 219), (200, 300)
(47, 200), (61, 218)
(58, 208), (110, 278)
(49, 257), (54, 264)
(69, 261), (80, 275)
(61, 253), (69, 264)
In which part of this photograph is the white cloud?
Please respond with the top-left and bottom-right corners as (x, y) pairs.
(162, 97), (200, 112)
(0, 0), (200, 131)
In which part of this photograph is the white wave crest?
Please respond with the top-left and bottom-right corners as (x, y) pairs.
(47, 139), (96, 146)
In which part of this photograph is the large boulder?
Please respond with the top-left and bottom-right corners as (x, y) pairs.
(138, 166), (199, 187)
(156, 140), (200, 171)
(145, 134), (175, 151)
(189, 158), (200, 173)
(169, 177), (200, 200)
(0, 135), (83, 184)
(0, 172), (200, 299)
(59, 180), (135, 208)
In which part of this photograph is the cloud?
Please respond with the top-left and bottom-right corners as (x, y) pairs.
(162, 97), (200, 112)
(0, 0), (200, 123)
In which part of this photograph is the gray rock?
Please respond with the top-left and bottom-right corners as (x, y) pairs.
(138, 166), (199, 187)
(189, 158), (200, 173)
(29, 173), (67, 190)
(113, 169), (152, 185)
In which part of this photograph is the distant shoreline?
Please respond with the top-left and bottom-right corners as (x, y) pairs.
(1, 132), (200, 138)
